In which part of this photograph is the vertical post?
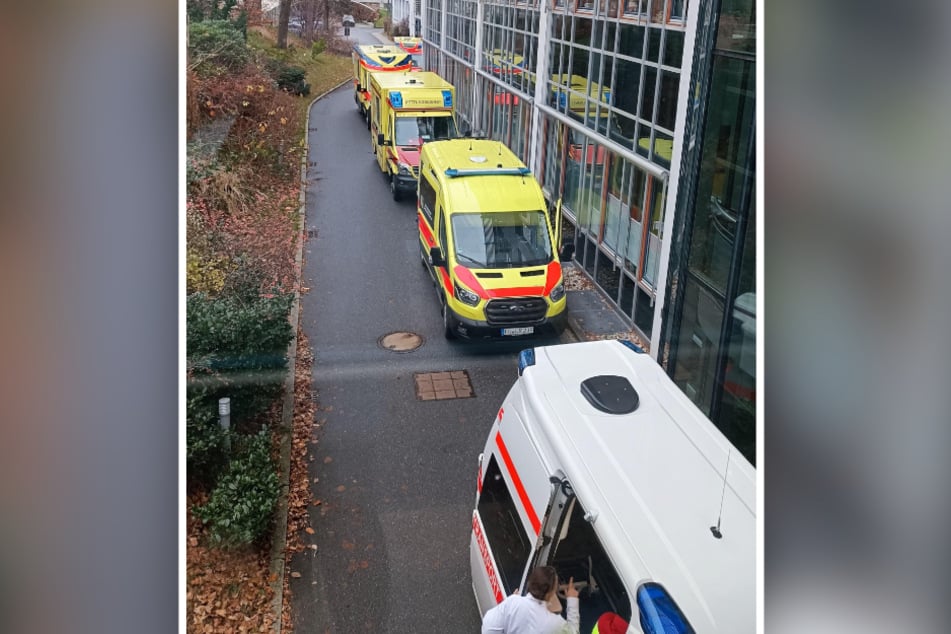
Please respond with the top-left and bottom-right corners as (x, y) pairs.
(218, 397), (231, 454)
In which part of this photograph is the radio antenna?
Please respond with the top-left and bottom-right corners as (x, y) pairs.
(498, 141), (503, 155)
(710, 450), (731, 539)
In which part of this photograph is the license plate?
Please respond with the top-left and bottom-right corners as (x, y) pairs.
(501, 327), (534, 336)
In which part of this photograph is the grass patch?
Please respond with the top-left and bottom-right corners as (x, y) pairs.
(247, 27), (353, 118)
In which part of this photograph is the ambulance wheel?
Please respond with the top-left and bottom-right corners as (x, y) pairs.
(390, 175), (402, 202)
(442, 301), (457, 340)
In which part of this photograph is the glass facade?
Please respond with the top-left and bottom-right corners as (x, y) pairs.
(422, 0), (757, 457)
(664, 0), (756, 464)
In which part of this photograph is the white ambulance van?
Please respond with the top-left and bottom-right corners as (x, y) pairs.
(470, 339), (755, 633)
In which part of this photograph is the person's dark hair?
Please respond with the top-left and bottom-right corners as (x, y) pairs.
(526, 566), (557, 600)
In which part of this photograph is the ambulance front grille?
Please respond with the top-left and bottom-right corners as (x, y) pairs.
(485, 297), (547, 325)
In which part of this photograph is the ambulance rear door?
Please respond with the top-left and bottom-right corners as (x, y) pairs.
(471, 398), (554, 614)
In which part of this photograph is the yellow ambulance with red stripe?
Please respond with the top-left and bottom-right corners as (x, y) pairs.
(417, 139), (574, 340)
(368, 71), (457, 201)
(352, 44), (413, 124)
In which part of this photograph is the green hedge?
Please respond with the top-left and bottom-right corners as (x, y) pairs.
(187, 292), (294, 428)
(188, 20), (250, 75)
(195, 429), (280, 548)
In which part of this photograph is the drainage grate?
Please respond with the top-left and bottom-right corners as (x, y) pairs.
(379, 331), (424, 353)
(414, 370), (474, 401)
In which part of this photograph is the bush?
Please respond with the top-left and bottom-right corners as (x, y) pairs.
(310, 39), (326, 59)
(187, 291), (294, 424)
(393, 19), (410, 37)
(188, 20), (250, 75)
(275, 65), (311, 96)
(186, 394), (230, 489)
(195, 428), (280, 548)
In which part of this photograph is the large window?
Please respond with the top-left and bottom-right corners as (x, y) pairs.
(477, 456), (531, 594)
(668, 6), (755, 464)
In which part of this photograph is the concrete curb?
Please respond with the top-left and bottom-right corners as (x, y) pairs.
(269, 77), (353, 634)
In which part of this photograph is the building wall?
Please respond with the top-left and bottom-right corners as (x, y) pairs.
(420, 0), (756, 459)
(662, 0), (756, 464)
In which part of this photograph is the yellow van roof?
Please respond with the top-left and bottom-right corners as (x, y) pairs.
(422, 139), (546, 213)
(368, 70), (454, 91)
(353, 44), (413, 69)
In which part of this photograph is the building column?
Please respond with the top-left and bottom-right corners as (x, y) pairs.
(649, 0), (704, 358)
(472, 0), (486, 134)
(529, 2), (552, 179)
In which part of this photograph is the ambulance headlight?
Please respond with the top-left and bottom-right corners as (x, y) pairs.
(398, 162), (412, 176)
(454, 282), (480, 306)
(549, 282), (565, 302)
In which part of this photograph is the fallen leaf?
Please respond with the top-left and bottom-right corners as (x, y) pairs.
(305, 527), (315, 535)
(336, 485), (346, 492)
(290, 572), (301, 578)
(311, 499), (322, 506)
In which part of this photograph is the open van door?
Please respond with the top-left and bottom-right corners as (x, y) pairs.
(551, 198), (575, 262)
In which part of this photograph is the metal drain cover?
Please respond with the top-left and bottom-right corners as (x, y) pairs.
(378, 331), (424, 352)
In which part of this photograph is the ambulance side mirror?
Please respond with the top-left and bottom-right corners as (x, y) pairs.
(429, 247), (446, 268)
(459, 121), (472, 137)
(377, 133), (388, 146)
(559, 243), (575, 262)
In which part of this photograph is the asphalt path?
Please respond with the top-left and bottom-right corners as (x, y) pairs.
(289, 33), (564, 632)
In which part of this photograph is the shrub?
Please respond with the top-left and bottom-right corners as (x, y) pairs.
(310, 39), (326, 59)
(187, 291), (294, 368)
(188, 20), (250, 75)
(187, 292), (295, 424)
(275, 66), (311, 96)
(195, 428), (280, 548)
(186, 394), (230, 489)
(393, 19), (410, 37)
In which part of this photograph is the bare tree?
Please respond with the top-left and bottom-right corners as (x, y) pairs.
(276, 0), (292, 48)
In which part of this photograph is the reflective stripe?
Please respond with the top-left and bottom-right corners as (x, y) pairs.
(495, 431), (541, 535)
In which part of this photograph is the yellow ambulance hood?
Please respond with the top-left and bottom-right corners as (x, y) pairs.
(452, 262), (562, 299)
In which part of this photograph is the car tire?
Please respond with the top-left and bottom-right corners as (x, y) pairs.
(391, 175), (401, 202)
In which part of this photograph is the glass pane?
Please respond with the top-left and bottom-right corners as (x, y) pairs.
(662, 29), (684, 68)
(717, 199), (755, 464)
(613, 58), (641, 119)
(617, 23), (645, 58)
(657, 71), (679, 130)
(639, 66), (657, 121)
(672, 276), (722, 414)
(716, 0), (755, 54)
(646, 27), (662, 63)
(686, 55), (754, 292)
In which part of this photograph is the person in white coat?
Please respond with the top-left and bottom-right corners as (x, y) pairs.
(481, 566), (580, 634)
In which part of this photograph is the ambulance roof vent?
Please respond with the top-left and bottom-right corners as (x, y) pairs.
(580, 375), (639, 415)
(469, 155), (487, 163)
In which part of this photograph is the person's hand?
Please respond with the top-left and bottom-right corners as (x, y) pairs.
(565, 577), (579, 599)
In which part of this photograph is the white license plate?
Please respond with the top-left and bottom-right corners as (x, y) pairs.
(501, 327), (534, 336)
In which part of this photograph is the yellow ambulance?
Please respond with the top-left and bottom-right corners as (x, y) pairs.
(351, 44), (413, 125)
(368, 71), (457, 201)
(417, 139), (575, 340)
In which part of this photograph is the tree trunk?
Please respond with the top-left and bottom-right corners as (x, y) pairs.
(276, 0), (292, 49)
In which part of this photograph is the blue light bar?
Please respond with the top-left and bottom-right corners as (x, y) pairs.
(517, 349), (536, 375)
(445, 166), (531, 178)
(442, 90), (453, 108)
(390, 91), (403, 108)
(619, 339), (645, 353)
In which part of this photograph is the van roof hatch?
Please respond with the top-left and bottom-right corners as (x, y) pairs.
(580, 375), (639, 414)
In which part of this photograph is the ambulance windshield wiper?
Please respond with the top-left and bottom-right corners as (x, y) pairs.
(455, 252), (485, 268)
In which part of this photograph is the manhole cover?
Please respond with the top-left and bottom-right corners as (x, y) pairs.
(378, 331), (424, 353)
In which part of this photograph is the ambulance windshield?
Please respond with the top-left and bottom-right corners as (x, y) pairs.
(395, 116), (457, 146)
(450, 211), (553, 268)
